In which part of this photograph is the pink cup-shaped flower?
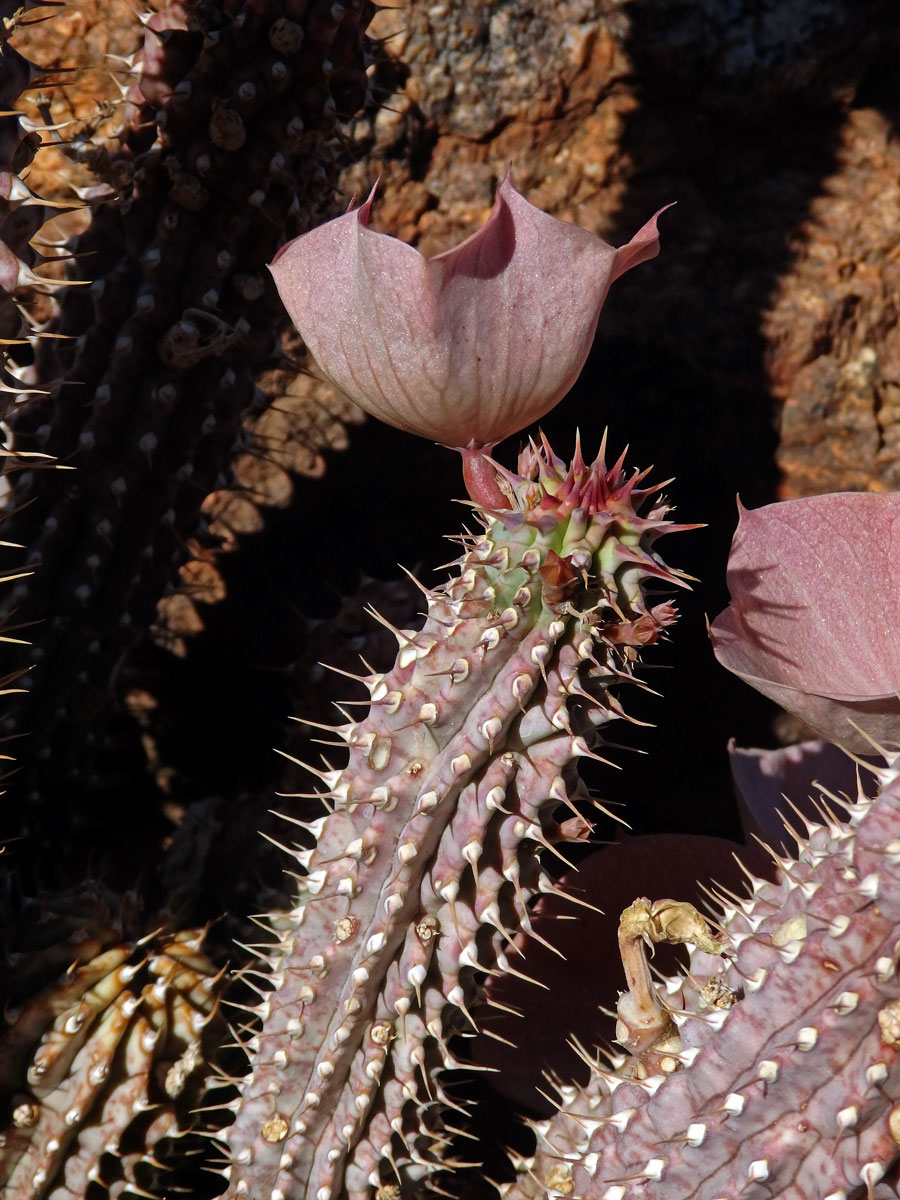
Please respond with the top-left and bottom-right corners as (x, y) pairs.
(269, 174), (665, 453)
(710, 493), (900, 752)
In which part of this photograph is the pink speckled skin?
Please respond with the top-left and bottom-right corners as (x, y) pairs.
(511, 763), (900, 1200)
(219, 441), (689, 1200)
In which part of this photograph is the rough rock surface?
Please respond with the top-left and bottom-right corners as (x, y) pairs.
(767, 107), (900, 496)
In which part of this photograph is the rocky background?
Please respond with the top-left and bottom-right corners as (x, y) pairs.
(3, 0), (900, 1179)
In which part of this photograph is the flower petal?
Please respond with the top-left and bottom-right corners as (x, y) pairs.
(727, 738), (870, 850)
(270, 185), (439, 437)
(710, 493), (900, 750)
(269, 175), (665, 448)
(423, 176), (616, 446)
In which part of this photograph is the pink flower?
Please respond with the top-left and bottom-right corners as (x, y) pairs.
(269, 174), (665, 457)
(709, 493), (900, 752)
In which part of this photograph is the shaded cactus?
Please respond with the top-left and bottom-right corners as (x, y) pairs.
(507, 758), (900, 1200)
(0, 0), (72, 424)
(0, 0), (376, 827)
(213, 436), (690, 1200)
(0, 886), (225, 1200)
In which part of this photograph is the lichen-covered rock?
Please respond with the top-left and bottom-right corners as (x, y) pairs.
(766, 107), (900, 497)
(344, 0), (637, 257)
(510, 760), (900, 1200)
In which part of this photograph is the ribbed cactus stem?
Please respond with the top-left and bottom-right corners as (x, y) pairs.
(509, 758), (900, 1200)
(219, 437), (692, 1200)
(0, 894), (224, 1200)
(0, 0), (377, 823)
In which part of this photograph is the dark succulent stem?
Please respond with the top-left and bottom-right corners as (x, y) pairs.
(0, 0), (375, 841)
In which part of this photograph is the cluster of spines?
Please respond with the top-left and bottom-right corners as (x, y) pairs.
(0, 887), (225, 1200)
(210, 442), (689, 1200)
(0, 0), (377, 822)
(0, 0), (72, 424)
(510, 761), (900, 1200)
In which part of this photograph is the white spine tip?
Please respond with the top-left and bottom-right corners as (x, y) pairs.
(860, 1162), (885, 1187)
(685, 1122), (706, 1146)
(836, 1104), (858, 1131)
(876, 955), (896, 981)
(723, 1091), (745, 1116)
(835, 991), (859, 1015)
(828, 914), (851, 937)
(797, 1026), (818, 1050)
(859, 872), (881, 899)
(642, 1158), (665, 1182)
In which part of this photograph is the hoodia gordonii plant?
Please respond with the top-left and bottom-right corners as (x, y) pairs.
(0, 0), (375, 826)
(218, 436), (692, 1200)
(0, 887), (225, 1200)
(506, 491), (900, 1200)
(214, 179), (686, 1198)
(506, 757), (900, 1200)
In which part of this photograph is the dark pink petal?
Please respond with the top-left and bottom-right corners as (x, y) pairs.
(727, 738), (876, 851)
(269, 176), (664, 449)
(710, 493), (900, 751)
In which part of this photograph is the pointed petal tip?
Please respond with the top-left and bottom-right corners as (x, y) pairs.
(357, 177), (380, 225)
